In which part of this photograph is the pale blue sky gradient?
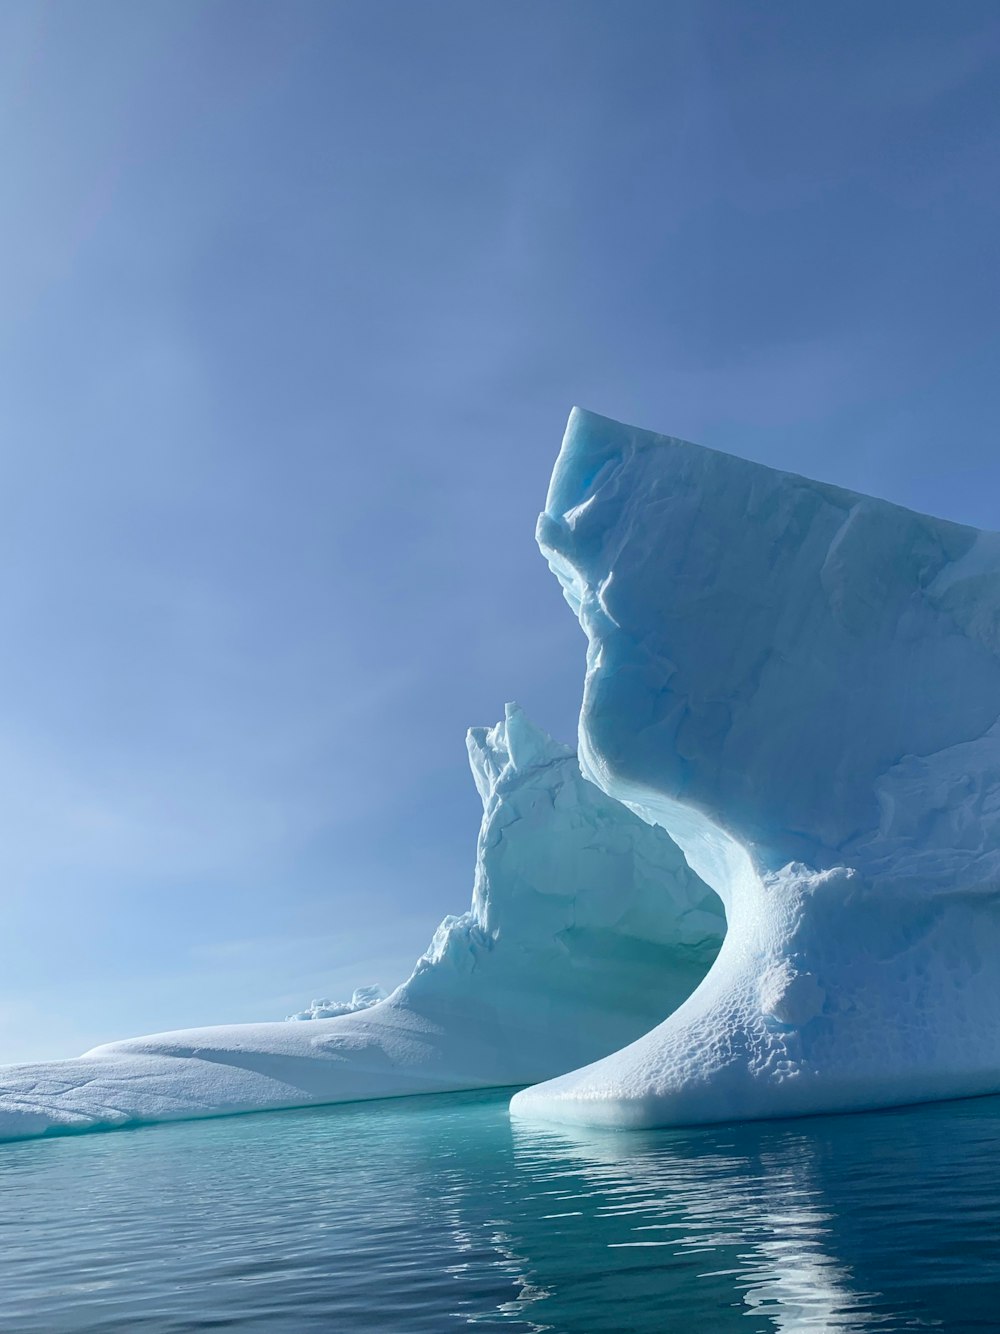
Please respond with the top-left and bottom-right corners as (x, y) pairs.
(2, 1), (999, 1061)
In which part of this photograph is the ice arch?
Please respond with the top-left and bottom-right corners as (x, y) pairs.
(512, 408), (1000, 1129)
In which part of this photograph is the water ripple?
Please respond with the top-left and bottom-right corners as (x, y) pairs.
(1, 1089), (999, 1331)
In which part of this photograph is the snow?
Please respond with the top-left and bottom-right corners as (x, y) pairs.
(0, 704), (721, 1141)
(511, 407), (1000, 1130)
(288, 986), (387, 1020)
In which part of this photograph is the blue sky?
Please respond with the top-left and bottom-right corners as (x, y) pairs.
(1, 1), (998, 1062)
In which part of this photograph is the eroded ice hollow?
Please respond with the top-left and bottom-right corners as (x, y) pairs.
(510, 408), (1000, 1130)
(0, 706), (721, 1142)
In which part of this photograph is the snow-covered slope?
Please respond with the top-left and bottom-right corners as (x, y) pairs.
(0, 705), (721, 1141)
(512, 408), (1000, 1130)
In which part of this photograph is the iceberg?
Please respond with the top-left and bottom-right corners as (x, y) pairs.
(511, 408), (1000, 1130)
(0, 705), (721, 1141)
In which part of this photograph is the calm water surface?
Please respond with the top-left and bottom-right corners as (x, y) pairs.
(2, 1088), (999, 1332)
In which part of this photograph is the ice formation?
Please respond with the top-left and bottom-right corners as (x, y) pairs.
(511, 408), (1000, 1130)
(288, 985), (387, 1021)
(0, 705), (721, 1141)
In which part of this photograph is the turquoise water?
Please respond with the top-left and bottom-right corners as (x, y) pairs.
(2, 1090), (1000, 1332)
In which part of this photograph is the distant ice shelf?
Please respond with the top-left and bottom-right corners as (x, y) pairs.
(511, 408), (1000, 1130)
(0, 704), (721, 1142)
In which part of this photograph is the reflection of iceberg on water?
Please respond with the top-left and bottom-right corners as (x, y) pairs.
(501, 1117), (875, 1332)
(485, 1095), (1000, 1331)
(0, 705), (721, 1142)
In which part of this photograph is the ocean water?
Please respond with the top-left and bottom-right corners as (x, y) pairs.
(2, 1089), (999, 1333)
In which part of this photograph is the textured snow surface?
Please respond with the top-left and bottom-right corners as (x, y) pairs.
(288, 985), (388, 1020)
(511, 408), (1000, 1130)
(0, 705), (721, 1142)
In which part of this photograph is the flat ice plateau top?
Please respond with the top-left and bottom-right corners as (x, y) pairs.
(511, 407), (1000, 1128)
(0, 706), (721, 1142)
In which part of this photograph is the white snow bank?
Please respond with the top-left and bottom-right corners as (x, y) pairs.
(512, 408), (1000, 1131)
(0, 704), (721, 1142)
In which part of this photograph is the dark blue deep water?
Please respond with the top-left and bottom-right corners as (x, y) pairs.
(2, 1089), (1000, 1332)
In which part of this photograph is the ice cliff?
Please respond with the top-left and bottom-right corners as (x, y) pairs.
(0, 705), (721, 1141)
(511, 408), (1000, 1130)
